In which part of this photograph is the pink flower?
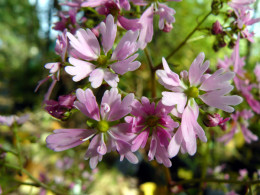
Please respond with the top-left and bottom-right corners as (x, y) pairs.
(125, 97), (178, 167)
(82, 0), (131, 11)
(228, 0), (256, 10)
(218, 40), (260, 113)
(217, 110), (258, 144)
(46, 88), (138, 169)
(156, 53), (242, 157)
(53, 8), (82, 34)
(55, 30), (68, 62)
(82, 0), (141, 31)
(233, 8), (260, 42)
(66, 14), (140, 88)
(0, 114), (29, 127)
(60, 0), (85, 8)
(157, 52), (242, 113)
(138, 1), (179, 49)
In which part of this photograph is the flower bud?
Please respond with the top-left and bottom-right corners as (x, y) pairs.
(203, 113), (230, 130)
(212, 21), (223, 35)
(58, 94), (76, 109)
(163, 23), (173, 33)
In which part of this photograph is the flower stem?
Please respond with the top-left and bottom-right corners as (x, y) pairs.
(144, 48), (156, 98)
(12, 124), (23, 168)
(154, 10), (212, 70)
(4, 163), (65, 195)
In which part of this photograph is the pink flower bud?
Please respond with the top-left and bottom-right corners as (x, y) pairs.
(212, 20), (223, 35)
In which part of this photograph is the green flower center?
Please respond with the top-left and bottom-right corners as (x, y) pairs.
(146, 115), (159, 128)
(97, 55), (108, 67)
(185, 86), (199, 98)
(97, 120), (110, 132)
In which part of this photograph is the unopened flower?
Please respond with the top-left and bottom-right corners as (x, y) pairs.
(212, 20), (223, 35)
(66, 14), (141, 88)
(204, 113), (230, 130)
(125, 97), (179, 167)
(45, 94), (76, 120)
(46, 88), (138, 169)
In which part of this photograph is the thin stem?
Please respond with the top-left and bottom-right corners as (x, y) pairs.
(4, 163), (65, 195)
(0, 147), (18, 156)
(170, 178), (260, 187)
(164, 166), (174, 191)
(154, 10), (212, 70)
(144, 48), (156, 98)
(12, 124), (23, 168)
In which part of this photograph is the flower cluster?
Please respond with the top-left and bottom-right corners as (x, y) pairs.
(38, 0), (260, 170)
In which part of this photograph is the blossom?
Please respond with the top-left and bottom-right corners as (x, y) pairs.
(66, 14), (141, 88)
(218, 40), (260, 113)
(156, 52), (242, 157)
(0, 114), (29, 127)
(125, 97), (178, 167)
(228, 0), (256, 11)
(233, 8), (260, 42)
(81, 0), (142, 31)
(217, 110), (258, 144)
(138, 1), (179, 49)
(53, 8), (84, 34)
(46, 88), (138, 169)
(157, 52), (242, 113)
(82, 0), (131, 11)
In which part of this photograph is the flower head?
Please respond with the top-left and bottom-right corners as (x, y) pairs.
(126, 97), (178, 167)
(46, 88), (138, 169)
(66, 14), (141, 88)
(156, 52), (242, 157)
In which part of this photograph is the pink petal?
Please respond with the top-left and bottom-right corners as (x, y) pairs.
(65, 58), (95, 82)
(110, 54), (141, 75)
(103, 69), (119, 87)
(131, 130), (149, 152)
(168, 126), (183, 158)
(89, 68), (105, 88)
(74, 88), (100, 120)
(118, 15), (142, 31)
(162, 92), (187, 113)
(100, 14), (117, 54)
(199, 86), (243, 113)
(188, 52), (210, 86)
(46, 129), (96, 152)
(199, 69), (235, 91)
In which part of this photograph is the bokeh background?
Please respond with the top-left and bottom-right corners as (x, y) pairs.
(0, 0), (260, 194)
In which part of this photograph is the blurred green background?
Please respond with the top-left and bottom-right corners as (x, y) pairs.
(0, 0), (260, 194)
